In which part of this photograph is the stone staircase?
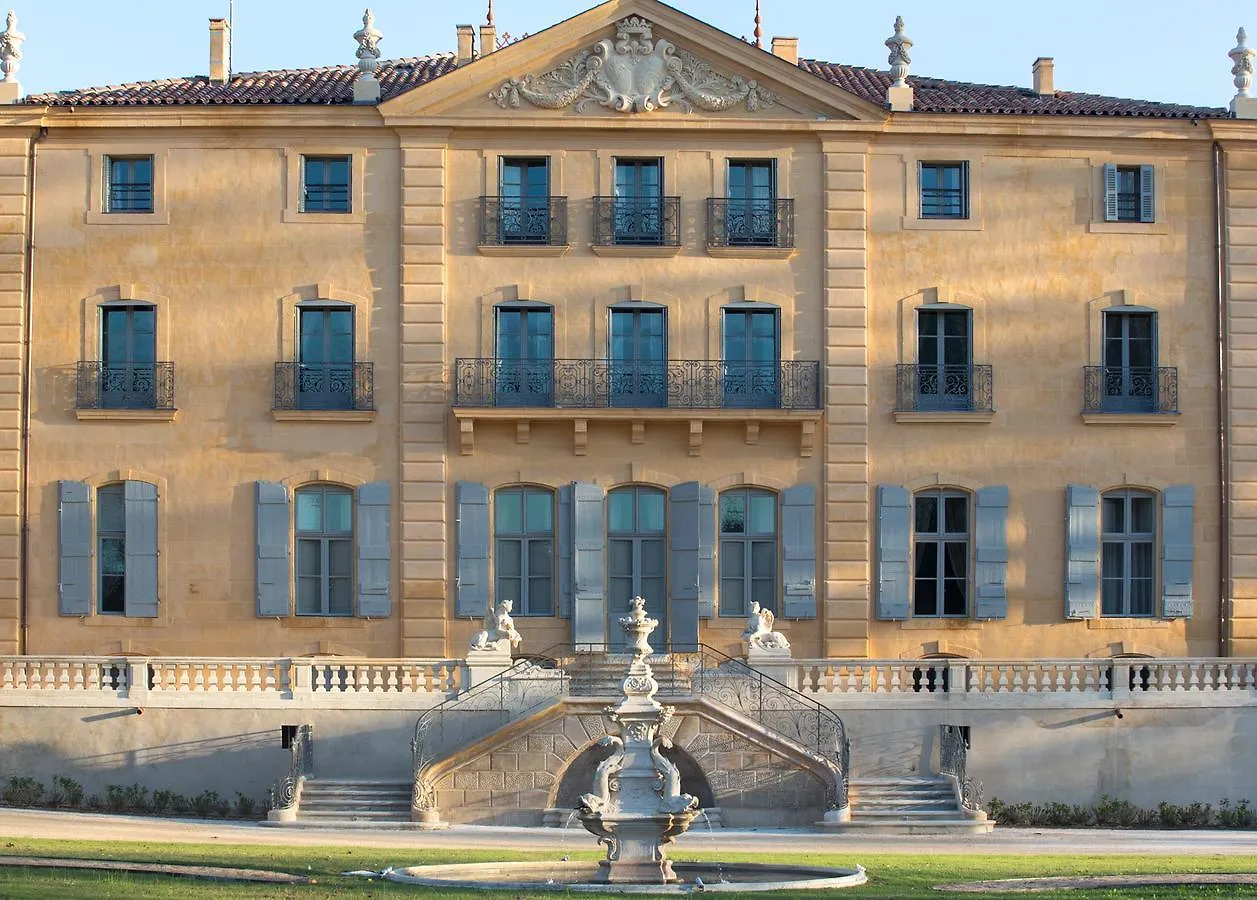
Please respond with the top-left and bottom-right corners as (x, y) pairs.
(284, 779), (417, 829)
(843, 776), (992, 834)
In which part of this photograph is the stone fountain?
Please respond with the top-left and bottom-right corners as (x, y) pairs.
(576, 596), (700, 884)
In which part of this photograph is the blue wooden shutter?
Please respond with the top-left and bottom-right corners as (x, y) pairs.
(1139, 164), (1156, 223)
(876, 484), (911, 620)
(974, 485), (1009, 620)
(356, 481), (391, 618)
(123, 481), (159, 618)
(1102, 163), (1119, 222)
(58, 481), (92, 616)
(1065, 484), (1100, 619)
(558, 484), (573, 618)
(697, 486), (715, 618)
(256, 481), (291, 617)
(455, 481), (490, 618)
(781, 484), (817, 619)
(669, 482), (701, 649)
(572, 482), (606, 647)
(1161, 485), (1194, 618)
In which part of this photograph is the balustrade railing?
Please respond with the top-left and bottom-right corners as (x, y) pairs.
(309, 658), (461, 694)
(268, 723), (313, 812)
(939, 724), (983, 812)
(479, 196), (568, 246)
(1083, 365), (1178, 414)
(76, 361), (175, 410)
(0, 657), (129, 692)
(149, 659), (288, 693)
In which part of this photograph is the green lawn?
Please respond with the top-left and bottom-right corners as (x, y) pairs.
(0, 837), (1254, 898)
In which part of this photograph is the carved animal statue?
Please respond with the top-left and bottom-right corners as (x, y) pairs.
(649, 737), (698, 814)
(740, 601), (791, 651)
(578, 735), (625, 815)
(468, 598), (523, 651)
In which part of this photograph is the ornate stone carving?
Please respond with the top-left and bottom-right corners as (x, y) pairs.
(354, 9), (383, 76)
(489, 16), (776, 114)
(0, 11), (24, 84)
(469, 598), (523, 652)
(740, 601), (791, 651)
(885, 15), (912, 88)
(1232, 28), (1255, 99)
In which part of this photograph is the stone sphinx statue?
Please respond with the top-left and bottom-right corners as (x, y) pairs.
(740, 601), (791, 651)
(469, 598), (523, 652)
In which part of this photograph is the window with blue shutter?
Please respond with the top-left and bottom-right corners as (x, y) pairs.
(973, 486), (1009, 620)
(876, 485), (911, 620)
(256, 481), (291, 617)
(58, 481), (92, 617)
(123, 481), (159, 618)
(356, 481), (391, 618)
(572, 482), (606, 648)
(1103, 163), (1154, 223)
(668, 482), (708, 650)
(780, 484), (817, 619)
(558, 484), (573, 618)
(1065, 484), (1100, 619)
(455, 481), (491, 618)
(1161, 485), (1194, 618)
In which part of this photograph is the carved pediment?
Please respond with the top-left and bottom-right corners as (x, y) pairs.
(488, 16), (776, 115)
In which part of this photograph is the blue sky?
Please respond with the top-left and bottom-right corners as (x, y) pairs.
(15, 1), (1256, 109)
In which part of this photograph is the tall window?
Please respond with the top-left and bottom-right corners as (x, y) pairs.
(613, 158), (663, 244)
(726, 160), (776, 245)
(609, 306), (667, 408)
(919, 162), (968, 219)
(916, 308), (972, 410)
(718, 489), (778, 616)
(295, 485), (354, 616)
(500, 158), (550, 243)
(101, 304), (157, 409)
(298, 306), (355, 409)
(1102, 311), (1156, 412)
(913, 490), (968, 617)
(1104, 164), (1155, 223)
(723, 307), (779, 408)
(495, 304), (554, 406)
(97, 484), (126, 615)
(105, 156), (154, 213)
(494, 487), (554, 615)
(302, 155), (352, 213)
(608, 486), (667, 641)
(1101, 490), (1156, 617)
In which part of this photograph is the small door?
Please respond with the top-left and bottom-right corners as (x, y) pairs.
(723, 308), (779, 408)
(1102, 312), (1156, 411)
(298, 307), (355, 409)
(727, 160), (776, 245)
(613, 159), (663, 244)
(609, 307), (667, 408)
(101, 305), (157, 408)
(917, 309), (972, 410)
(500, 158), (550, 243)
(608, 486), (667, 649)
(495, 305), (554, 406)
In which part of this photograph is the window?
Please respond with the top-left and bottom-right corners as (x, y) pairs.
(1101, 310), (1156, 412)
(302, 155), (352, 213)
(609, 305), (667, 408)
(718, 489), (778, 616)
(295, 485), (354, 616)
(57, 480), (158, 619)
(499, 158), (551, 244)
(104, 156), (154, 213)
(495, 304), (554, 407)
(97, 485), (126, 615)
(608, 486), (667, 643)
(919, 162), (968, 219)
(916, 308), (972, 410)
(1101, 490), (1156, 617)
(722, 307), (780, 408)
(297, 306), (355, 409)
(913, 490), (968, 617)
(100, 304), (158, 409)
(611, 158), (666, 245)
(725, 160), (777, 246)
(1103, 164), (1154, 223)
(494, 487), (554, 615)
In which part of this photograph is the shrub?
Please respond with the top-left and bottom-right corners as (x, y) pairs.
(150, 789), (175, 813)
(1220, 798), (1255, 828)
(52, 775), (84, 808)
(190, 790), (221, 817)
(2, 776), (44, 807)
(85, 793), (102, 810)
(234, 793), (257, 818)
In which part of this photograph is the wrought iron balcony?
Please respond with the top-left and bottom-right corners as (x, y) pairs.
(454, 358), (820, 410)
(478, 196), (568, 246)
(895, 364), (994, 413)
(274, 362), (374, 411)
(593, 196), (681, 247)
(76, 361), (175, 410)
(1083, 366), (1178, 414)
(706, 198), (794, 249)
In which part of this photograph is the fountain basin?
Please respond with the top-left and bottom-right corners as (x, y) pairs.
(384, 860), (868, 893)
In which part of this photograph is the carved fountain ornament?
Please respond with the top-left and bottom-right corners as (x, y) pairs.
(489, 16), (777, 114)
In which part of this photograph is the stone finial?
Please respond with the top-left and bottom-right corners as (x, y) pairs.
(886, 15), (912, 88)
(1232, 27), (1257, 117)
(753, 0), (762, 49)
(0, 10), (22, 86)
(354, 8), (383, 76)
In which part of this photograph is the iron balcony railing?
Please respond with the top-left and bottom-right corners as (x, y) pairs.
(706, 198), (794, 249)
(593, 196), (681, 247)
(76, 361), (175, 410)
(454, 358), (821, 410)
(478, 196), (568, 246)
(895, 364), (993, 413)
(1083, 365), (1178, 414)
(920, 186), (967, 219)
(273, 362), (375, 412)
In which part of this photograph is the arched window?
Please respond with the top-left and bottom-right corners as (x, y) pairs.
(1101, 489), (1156, 617)
(494, 486), (554, 615)
(913, 489), (969, 617)
(718, 488), (778, 616)
(608, 486), (667, 637)
(295, 485), (354, 616)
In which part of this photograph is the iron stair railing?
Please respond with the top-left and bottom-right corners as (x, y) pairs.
(268, 723), (314, 812)
(939, 724), (983, 812)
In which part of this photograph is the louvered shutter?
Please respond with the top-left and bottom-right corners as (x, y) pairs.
(356, 481), (391, 618)
(455, 481), (490, 618)
(781, 485), (817, 619)
(58, 481), (92, 616)
(1139, 164), (1156, 223)
(1065, 484), (1100, 619)
(669, 482), (701, 650)
(1102, 163), (1119, 222)
(974, 486), (1009, 620)
(572, 482), (606, 648)
(558, 484), (573, 618)
(1161, 485), (1194, 618)
(123, 481), (159, 618)
(697, 486), (715, 618)
(876, 484), (911, 620)
(256, 481), (291, 617)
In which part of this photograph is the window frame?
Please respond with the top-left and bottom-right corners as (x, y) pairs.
(607, 485), (668, 639)
(96, 483), (127, 615)
(300, 155), (353, 214)
(294, 484), (356, 617)
(283, 149), (366, 224)
(1100, 489), (1158, 618)
(911, 489), (971, 618)
(918, 161), (969, 220)
(103, 155), (155, 214)
(97, 303), (160, 410)
(86, 148), (169, 225)
(493, 485), (556, 617)
(915, 306), (974, 411)
(717, 488), (779, 617)
(498, 157), (552, 244)
(607, 302), (668, 409)
(1100, 308), (1158, 413)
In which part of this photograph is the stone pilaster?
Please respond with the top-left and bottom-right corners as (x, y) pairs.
(0, 138), (27, 654)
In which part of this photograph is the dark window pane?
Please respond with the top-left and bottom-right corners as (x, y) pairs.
(720, 539), (744, 577)
(1102, 541), (1125, 581)
(329, 539), (353, 577)
(913, 577), (938, 616)
(328, 577), (353, 616)
(914, 541), (937, 577)
(528, 539), (553, 577)
(1131, 496), (1155, 534)
(100, 536), (126, 576)
(943, 541), (968, 579)
(944, 497), (967, 534)
(1102, 497), (1124, 535)
(100, 574), (126, 614)
(915, 495), (938, 534)
(496, 539), (522, 577)
(97, 486), (125, 534)
(720, 494), (746, 534)
(297, 539), (321, 577)
(296, 577), (322, 615)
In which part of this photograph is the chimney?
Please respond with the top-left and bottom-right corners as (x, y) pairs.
(456, 25), (475, 65)
(1032, 57), (1054, 96)
(480, 23), (497, 57)
(771, 37), (798, 65)
(209, 18), (230, 84)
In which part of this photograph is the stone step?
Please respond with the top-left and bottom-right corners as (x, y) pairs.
(297, 809), (413, 820)
(854, 808), (971, 819)
(830, 818), (994, 835)
(300, 798), (412, 810)
(301, 787), (411, 798)
(853, 800), (957, 811)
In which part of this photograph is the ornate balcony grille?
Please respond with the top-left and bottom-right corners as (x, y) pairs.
(895, 364), (993, 413)
(593, 196), (681, 247)
(76, 361), (175, 410)
(1083, 366), (1178, 414)
(273, 362), (375, 411)
(706, 198), (794, 249)
(478, 196), (568, 246)
(454, 358), (821, 410)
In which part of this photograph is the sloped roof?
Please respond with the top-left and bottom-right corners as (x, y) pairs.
(27, 54), (1228, 119)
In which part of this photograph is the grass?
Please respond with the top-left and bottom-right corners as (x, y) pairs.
(0, 837), (1254, 898)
